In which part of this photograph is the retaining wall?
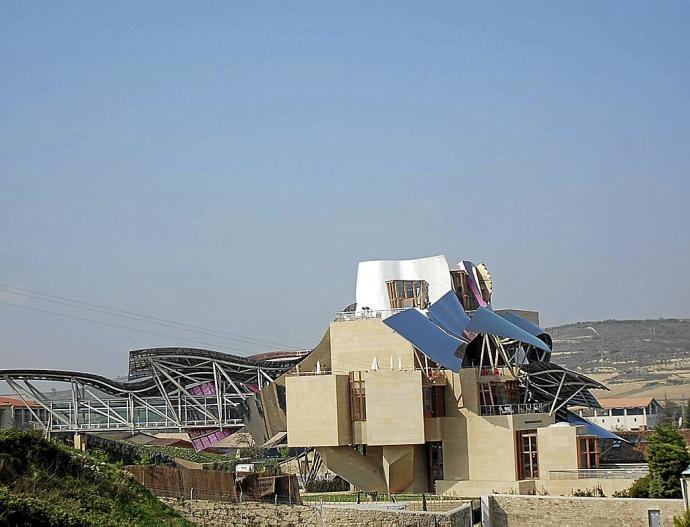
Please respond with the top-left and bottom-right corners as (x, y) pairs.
(161, 498), (473, 526)
(486, 494), (685, 527)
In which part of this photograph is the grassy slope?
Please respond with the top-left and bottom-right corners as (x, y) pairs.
(0, 430), (193, 527)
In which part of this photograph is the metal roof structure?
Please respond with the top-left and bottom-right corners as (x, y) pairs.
(0, 347), (304, 447)
(380, 257), (616, 436)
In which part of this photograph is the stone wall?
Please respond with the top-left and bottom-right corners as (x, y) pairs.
(161, 498), (472, 526)
(322, 502), (471, 526)
(162, 498), (317, 526)
(487, 494), (685, 527)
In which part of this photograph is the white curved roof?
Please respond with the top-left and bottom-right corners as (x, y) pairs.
(354, 254), (454, 313)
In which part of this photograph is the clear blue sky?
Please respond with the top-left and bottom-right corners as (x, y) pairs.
(1, 2), (689, 376)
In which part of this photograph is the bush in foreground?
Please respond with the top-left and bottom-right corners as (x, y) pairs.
(0, 430), (191, 526)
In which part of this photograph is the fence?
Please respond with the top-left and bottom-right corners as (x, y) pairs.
(334, 309), (403, 322)
(126, 465), (301, 504)
(549, 466), (649, 480)
(480, 403), (550, 416)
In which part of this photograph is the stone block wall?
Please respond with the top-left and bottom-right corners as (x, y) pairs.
(161, 498), (472, 526)
(487, 494), (685, 527)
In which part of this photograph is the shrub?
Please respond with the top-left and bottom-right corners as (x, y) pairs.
(305, 477), (350, 493)
(674, 510), (690, 527)
(617, 474), (651, 498)
(647, 424), (690, 499)
(572, 485), (605, 497)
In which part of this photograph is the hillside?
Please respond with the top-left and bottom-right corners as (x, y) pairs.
(547, 318), (690, 400)
(0, 430), (192, 526)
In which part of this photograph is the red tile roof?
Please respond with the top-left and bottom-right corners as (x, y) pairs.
(0, 396), (41, 408)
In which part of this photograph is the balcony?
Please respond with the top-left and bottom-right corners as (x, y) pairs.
(479, 403), (550, 416)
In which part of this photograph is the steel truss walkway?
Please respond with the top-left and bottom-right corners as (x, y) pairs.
(0, 347), (304, 435)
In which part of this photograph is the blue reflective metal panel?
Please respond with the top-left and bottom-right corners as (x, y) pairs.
(565, 411), (625, 441)
(467, 307), (551, 353)
(383, 308), (463, 370)
(497, 312), (546, 338)
(427, 291), (470, 339)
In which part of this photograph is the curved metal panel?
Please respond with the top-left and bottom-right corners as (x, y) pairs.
(497, 312), (546, 338)
(467, 307), (551, 353)
(459, 260), (488, 308)
(564, 410), (625, 441)
(427, 291), (470, 339)
(383, 308), (463, 370)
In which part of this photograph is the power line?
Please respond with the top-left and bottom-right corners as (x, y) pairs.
(0, 299), (257, 354)
(0, 286), (284, 350)
(0, 283), (305, 351)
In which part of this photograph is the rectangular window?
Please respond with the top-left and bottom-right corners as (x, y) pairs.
(611, 408), (625, 416)
(516, 430), (539, 479)
(423, 386), (446, 418)
(386, 280), (429, 310)
(349, 372), (366, 421)
(426, 441), (444, 492)
(578, 437), (600, 469)
(627, 407), (644, 416)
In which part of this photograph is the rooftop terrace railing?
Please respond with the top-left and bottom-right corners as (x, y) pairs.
(480, 403), (550, 416)
(334, 309), (404, 322)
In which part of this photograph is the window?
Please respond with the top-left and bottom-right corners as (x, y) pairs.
(517, 430), (539, 479)
(426, 442), (444, 492)
(386, 280), (429, 310)
(627, 407), (644, 415)
(349, 372), (366, 421)
(611, 408), (625, 416)
(578, 437), (600, 469)
(450, 271), (480, 311)
(423, 386), (446, 418)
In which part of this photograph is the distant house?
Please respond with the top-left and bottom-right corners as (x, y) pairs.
(0, 396), (48, 430)
(579, 397), (662, 431)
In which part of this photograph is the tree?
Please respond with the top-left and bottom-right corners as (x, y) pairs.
(647, 424), (690, 499)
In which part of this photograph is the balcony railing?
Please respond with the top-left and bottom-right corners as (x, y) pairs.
(480, 403), (550, 416)
(550, 465), (648, 480)
(334, 309), (404, 322)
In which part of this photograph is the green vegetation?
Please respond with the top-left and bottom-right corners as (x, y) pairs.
(89, 434), (228, 465)
(615, 424), (690, 499)
(674, 510), (690, 527)
(647, 424), (690, 498)
(0, 430), (192, 526)
(135, 443), (227, 464)
(572, 485), (605, 497)
(613, 474), (652, 498)
(304, 476), (350, 493)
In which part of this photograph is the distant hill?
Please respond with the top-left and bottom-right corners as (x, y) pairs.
(547, 319), (690, 399)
